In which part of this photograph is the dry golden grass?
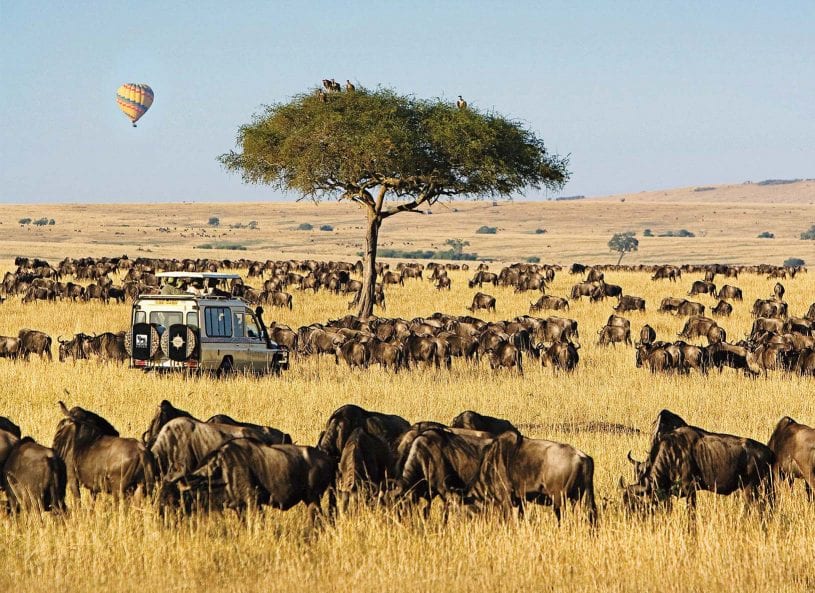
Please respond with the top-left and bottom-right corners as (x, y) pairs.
(0, 259), (814, 592)
(1, 179), (814, 265)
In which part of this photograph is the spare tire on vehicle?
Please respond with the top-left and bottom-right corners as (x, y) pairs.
(127, 323), (161, 360)
(161, 324), (199, 362)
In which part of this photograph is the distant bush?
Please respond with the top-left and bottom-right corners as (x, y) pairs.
(18, 218), (31, 225)
(197, 242), (247, 250)
(33, 217), (49, 226)
(555, 195), (585, 201)
(757, 231), (774, 239)
(48, 219), (55, 225)
(476, 226), (497, 234)
(534, 228), (547, 234)
(659, 229), (695, 238)
(800, 225), (815, 240)
(784, 258), (805, 267)
(693, 186), (716, 192)
(643, 229), (653, 237)
(757, 179), (800, 186)
(319, 224), (334, 231)
(207, 216), (220, 227)
(526, 256), (541, 263)
(297, 223), (313, 231)
(247, 220), (258, 230)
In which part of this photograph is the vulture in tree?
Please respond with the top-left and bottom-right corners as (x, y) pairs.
(346, 80), (356, 92)
(457, 95), (468, 109)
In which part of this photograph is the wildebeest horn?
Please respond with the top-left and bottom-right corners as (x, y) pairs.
(59, 401), (70, 416)
(626, 450), (639, 465)
(618, 476), (626, 489)
(57, 335), (65, 344)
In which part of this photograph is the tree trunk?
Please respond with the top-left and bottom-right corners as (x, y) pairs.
(358, 211), (382, 317)
(616, 251), (624, 265)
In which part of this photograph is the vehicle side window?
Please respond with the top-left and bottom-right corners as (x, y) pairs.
(233, 311), (245, 338)
(246, 313), (261, 339)
(134, 311), (146, 324)
(205, 307), (232, 337)
(186, 312), (199, 328)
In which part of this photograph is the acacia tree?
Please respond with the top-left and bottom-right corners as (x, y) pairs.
(219, 87), (569, 316)
(608, 231), (639, 265)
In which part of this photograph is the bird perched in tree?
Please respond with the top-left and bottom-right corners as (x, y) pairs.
(456, 95), (468, 109)
(329, 79), (341, 92)
(322, 79), (332, 91)
(317, 88), (328, 102)
(346, 80), (356, 92)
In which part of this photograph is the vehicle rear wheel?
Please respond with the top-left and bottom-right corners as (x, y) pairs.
(217, 356), (234, 377)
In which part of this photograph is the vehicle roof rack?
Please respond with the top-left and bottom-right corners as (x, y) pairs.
(155, 272), (242, 280)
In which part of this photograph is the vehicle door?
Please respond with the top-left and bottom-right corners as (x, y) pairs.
(245, 309), (272, 371)
(230, 309), (252, 371)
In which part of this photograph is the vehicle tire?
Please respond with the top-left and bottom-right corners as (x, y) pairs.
(217, 356), (234, 377)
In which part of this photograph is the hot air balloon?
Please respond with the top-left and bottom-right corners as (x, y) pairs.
(116, 83), (154, 127)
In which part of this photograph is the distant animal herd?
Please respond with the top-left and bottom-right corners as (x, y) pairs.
(1, 256), (814, 378)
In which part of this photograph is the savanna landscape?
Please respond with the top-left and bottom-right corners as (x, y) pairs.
(1, 182), (814, 593)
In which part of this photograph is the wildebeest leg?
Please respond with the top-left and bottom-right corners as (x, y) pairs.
(685, 491), (697, 533)
(804, 481), (814, 502)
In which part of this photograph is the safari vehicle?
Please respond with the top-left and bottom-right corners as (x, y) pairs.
(127, 272), (289, 374)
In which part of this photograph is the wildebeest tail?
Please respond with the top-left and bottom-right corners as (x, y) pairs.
(47, 454), (68, 513)
(574, 455), (597, 527)
(140, 448), (159, 495)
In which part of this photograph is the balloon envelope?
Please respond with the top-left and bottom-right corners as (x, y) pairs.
(116, 83), (154, 126)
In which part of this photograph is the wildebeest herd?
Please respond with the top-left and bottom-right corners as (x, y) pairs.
(1, 402), (812, 528)
(2, 256), (813, 379)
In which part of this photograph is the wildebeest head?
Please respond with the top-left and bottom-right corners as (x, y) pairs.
(142, 399), (194, 447)
(58, 333), (89, 362)
(54, 401), (120, 458)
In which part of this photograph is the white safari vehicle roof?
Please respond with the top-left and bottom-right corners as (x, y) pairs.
(155, 272), (242, 280)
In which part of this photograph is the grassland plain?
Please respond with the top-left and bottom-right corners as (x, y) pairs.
(1, 180), (814, 265)
(0, 259), (814, 593)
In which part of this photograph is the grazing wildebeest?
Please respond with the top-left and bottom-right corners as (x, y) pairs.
(688, 280), (716, 297)
(570, 282), (602, 301)
(635, 344), (675, 373)
(390, 427), (494, 519)
(53, 402), (156, 498)
(712, 300), (733, 317)
(470, 431), (597, 525)
(317, 404), (410, 460)
(767, 417), (815, 499)
(468, 292), (496, 313)
(651, 266), (680, 282)
(265, 291), (293, 309)
(144, 400), (290, 478)
(0, 336), (21, 359)
(598, 324), (631, 347)
(717, 285), (743, 301)
(366, 338), (404, 371)
(676, 300), (705, 317)
(434, 276), (451, 290)
(334, 338), (369, 369)
(1, 437), (66, 513)
(450, 411), (519, 436)
(0, 416), (22, 473)
(17, 329), (52, 360)
(678, 316), (722, 343)
(773, 282), (785, 300)
(615, 295), (645, 313)
(337, 427), (393, 510)
(159, 438), (336, 523)
(539, 340), (580, 372)
(530, 295), (569, 313)
(658, 297), (684, 313)
(622, 410), (775, 519)
(485, 339), (523, 374)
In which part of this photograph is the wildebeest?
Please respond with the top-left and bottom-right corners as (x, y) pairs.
(658, 297), (685, 313)
(767, 417), (815, 499)
(678, 316), (723, 343)
(598, 324), (631, 347)
(615, 295), (645, 313)
(334, 339), (369, 369)
(622, 410), (774, 518)
(390, 427), (494, 519)
(468, 292), (496, 313)
(53, 402), (156, 498)
(366, 338), (404, 371)
(159, 438), (336, 523)
(712, 300), (733, 317)
(450, 411), (519, 436)
(652, 266), (681, 282)
(539, 340), (580, 372)
(717, 285), (743, 301)
(530, 295), (569, 313)
(639, 324), (656, 345)
(469, 430), (597, 525)
(337, 427), (393, 510)
(144, 400), (291, 478)
(676, 300), (705, 317)
(58, 332), (127, 363)
(317, 404), (410, 460)
(1, 437), (66, 513)
(688, 280), (716, 297)
(0, 336), (21, 359)
(17, 329), (52, 360)
(570, 282), (603, 301)
(485, 339), (523, 374)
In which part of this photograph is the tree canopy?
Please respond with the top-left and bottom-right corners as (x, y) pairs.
(219, 86), (569, 315)
(608, 231), (639, 264)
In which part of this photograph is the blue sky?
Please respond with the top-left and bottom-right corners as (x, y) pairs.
(1, 1), (812, 203)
